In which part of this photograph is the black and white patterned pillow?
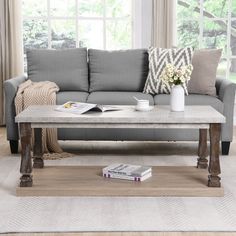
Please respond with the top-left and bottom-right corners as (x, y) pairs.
(143, 47), (194, 95)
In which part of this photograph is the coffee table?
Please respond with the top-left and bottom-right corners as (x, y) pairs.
(15, 105), (225, 194)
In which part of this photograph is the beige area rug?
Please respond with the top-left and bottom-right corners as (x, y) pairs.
(0, 139), (236, 233)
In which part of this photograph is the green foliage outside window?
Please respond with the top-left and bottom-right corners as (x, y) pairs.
(22, 0), (132, 53)
(177, 0), (236, 82)
(23, 0), (236, 81)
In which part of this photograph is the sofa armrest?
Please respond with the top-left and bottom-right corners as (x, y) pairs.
(215, 77), (236, 142)
(3, 75), (27, 140)
(216, 77), (236, 101)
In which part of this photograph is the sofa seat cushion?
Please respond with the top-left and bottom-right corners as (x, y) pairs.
(87, 92), (154, 105)
(88, 49), (149, 92)
(56, 91), (89, 105)
(27, 48), (88, 92)
(154, 94), (223, 113)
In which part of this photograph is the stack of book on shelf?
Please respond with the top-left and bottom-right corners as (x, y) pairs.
(103, 163), (152, 182)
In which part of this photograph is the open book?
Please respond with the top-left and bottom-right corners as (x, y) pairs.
(55, 101), (120, 114)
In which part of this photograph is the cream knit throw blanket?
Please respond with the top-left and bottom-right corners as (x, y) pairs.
(15, 80), (69, 159)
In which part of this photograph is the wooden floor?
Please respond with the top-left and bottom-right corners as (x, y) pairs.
(0, 127), (235, 235)
(16, 166), (223, 197)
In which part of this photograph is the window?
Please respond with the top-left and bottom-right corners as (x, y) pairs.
(22, 0), (133, 53)
(177, 0), (236, 82)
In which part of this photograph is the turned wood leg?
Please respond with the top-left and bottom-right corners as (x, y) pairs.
(33, 128), (44, 168)
(197, 129), (208, 169)
(19, 123), (33, 187)
(208, 123), (221, 187)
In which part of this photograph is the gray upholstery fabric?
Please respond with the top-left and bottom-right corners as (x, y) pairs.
(3, 75), (236, 143)
(27, 48), (88, 91)
(3, 75), (27, 140)
(60, 91), (153, 141)
(216, 77), (236, 141)
(87, 92), (154, 105)
(59, 91), (225, 142)
(56, 91), (89, 105)
(143, 47), (194, 95)
(154, 94), (224, 113)
(187, 49), (222, 96)
(88, 49), (149, 92)
(58, 128), (200, 141)
(59, 87), (226, 142)
(57, 91), (89, 139)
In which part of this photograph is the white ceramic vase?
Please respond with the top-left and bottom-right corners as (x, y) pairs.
(170, 85), (185, 112)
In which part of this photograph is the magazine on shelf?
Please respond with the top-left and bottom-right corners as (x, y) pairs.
(103, 163), (152, 177)
(55, 101), (120, 115)
(103, 171), (152, 182)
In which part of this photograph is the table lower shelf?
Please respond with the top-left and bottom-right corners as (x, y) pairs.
(16, 166), (224, 197)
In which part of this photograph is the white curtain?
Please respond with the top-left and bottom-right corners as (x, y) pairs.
(151, 0), (176, 48)
(0, 0), (24, 125)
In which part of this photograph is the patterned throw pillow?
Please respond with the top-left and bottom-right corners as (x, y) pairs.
(143, 47), (194, 95)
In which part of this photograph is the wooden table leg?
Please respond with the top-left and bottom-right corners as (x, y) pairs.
(33, 128), (44, 168)
(19, 123), (33, 187)
(208, 123), (221, 187)
(197, 129), (208, 169)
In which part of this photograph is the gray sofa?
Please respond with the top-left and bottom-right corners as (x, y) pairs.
(4, 48), (236, 155)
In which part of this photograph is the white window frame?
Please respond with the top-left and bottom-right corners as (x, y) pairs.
(177, 0), (236, 80)
(22, 0), (134, 50)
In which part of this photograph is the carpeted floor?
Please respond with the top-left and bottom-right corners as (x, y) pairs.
(1, 127), (236, 233)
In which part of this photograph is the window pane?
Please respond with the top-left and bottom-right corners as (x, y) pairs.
(106, 20), (131, 50)
(50, 0), (76, 17)
(22, 0), (47, 17)
(78, 0), (103, 17)
(231, 20), (236, 56)
(177, 0), (199, 20)
(203, 0), (228, 18)
(106, 0), (131, 18)
(78, 20), (103, 49)
(203, 19), (227, 55)
(51, 20), (76, 49)
(230, 58), (236, 82)
(23, 19), (48, 53)
(233, 0), (236, 16)
(177, 21), (199, 48)
(217, 58), (227, 78)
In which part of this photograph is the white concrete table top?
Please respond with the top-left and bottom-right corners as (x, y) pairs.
(15, 105), (225, 129)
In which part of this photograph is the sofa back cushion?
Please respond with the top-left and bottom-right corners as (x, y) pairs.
(88, 49), (149, 92)
(27, 48), (88, 92)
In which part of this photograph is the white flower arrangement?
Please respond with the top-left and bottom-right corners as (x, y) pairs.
(160, 63), (193, 95)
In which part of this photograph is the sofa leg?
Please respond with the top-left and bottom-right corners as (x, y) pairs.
(10, 140), (19, 154)
(222, 141), (230, 155)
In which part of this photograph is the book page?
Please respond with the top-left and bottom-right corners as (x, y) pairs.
(96, 105), (120, 112)
(56, 101), (97, 114)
